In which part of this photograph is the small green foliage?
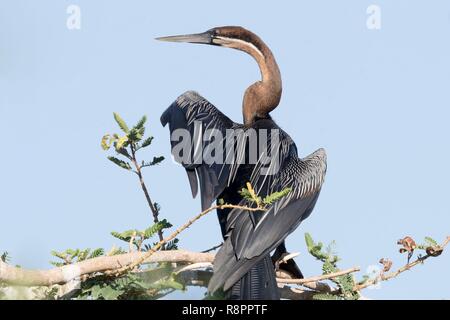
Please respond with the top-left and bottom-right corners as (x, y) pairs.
(134, 115), (147, 130)
(111, 220), (174, 251)
(142, 156), (165, 168)
(417, 236), (440, 250)
(263, 188), (291, 205)
(111, 229), (138, 242)
(127, 128), (144, 143)
(89, 248), (105, 259)
(312, 293), (343, 300)
(239, 183), (262, 206)
(305, 233), (332, 262)
(50, 248), (105, 266)
(424, 237), (438, 246)
(102, 114), (164, 173)
(113, 112), (129, 134)
(139, 136), (154, 149)
(107, 246), (126, 256)
(239, 183), (291, 208)
(305, 233), (358, 300)
(143, 219), (172, 240)
(107, 156), (131, 171)
(76, 272), (183, 300)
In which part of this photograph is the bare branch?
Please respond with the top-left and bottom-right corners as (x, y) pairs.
(0, 250), (214, 286)
(277, 267), (360, 285)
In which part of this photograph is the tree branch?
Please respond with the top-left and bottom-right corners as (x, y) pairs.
(355, 236), (450, 291)
(130, 143), (164, 242)
(277, 267), (360, 285)
(0, 250), (214, 286)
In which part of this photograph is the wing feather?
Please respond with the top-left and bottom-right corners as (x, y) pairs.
(161, 91), (244, 210)
(209, 148), (327, 293)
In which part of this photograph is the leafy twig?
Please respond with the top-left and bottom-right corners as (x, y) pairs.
(355, 236), (450, 291)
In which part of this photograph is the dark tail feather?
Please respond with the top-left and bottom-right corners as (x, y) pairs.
(226, 255), (280, 300)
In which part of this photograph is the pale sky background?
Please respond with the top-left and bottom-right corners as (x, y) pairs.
(0, 0), (449, 299)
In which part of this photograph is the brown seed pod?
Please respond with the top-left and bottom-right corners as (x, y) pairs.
(426, 246), (443, 257)
(397, 236), (416, 253)
(379, 258), (393, 272)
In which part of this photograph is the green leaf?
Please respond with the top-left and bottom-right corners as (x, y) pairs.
(113, 113), (129, 133)
(50, 250), (67, 260)
(107, 245), (126, 256)
(424, 236), (438, 247)
(142, 156), (165, 168)
(143, 219), (172, 240)
(139, 136), (154, 149)
(108, 156), (131, 171)
(239, 188), (253, 201)
(335, 273), (356, 298)
(77, 249), (90, 261)
(313, 293), (342, 300)
(117, 147), (131, 159)
(134, 115), (147, 130)
(111, 229), (138, 242)
(150, 278), (184, 291)
(89, 248), (104, 259)
(304, 233), (315, 252)
(100, 286), (124, 300)
(238, 182), (262, 205)
(304, 233), (329, 262)
(263, 188), (291, 205)
(127, 128), (143, 143)
(67, 249), (80, 259)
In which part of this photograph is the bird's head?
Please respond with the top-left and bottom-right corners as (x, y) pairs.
(156, 26), (265, 57)
(156, 26), (282, 125)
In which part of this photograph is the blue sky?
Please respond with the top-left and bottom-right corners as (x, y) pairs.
(0, 0), (449, 299)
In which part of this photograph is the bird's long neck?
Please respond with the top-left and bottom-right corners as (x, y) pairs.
(235, 35), (282, 125)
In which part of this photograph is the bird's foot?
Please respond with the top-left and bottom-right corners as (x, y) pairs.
(272, 252), (304, 279)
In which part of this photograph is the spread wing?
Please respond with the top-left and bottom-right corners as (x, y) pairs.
(160, 91), (246, 210)
(209, 148), (327, 292)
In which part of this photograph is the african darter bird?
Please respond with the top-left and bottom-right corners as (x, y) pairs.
(158, 26), (327, 300)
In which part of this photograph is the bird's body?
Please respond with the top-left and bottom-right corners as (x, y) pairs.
(159, 26), (327, 299)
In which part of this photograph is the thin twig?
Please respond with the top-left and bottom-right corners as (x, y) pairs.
(355, 236), (450, 291)
(201, 243), (223, 253)
(129, 143), (164, 242)
(110, 203), (265, 276)
(174, 262), (213, 275)
(277, 267), (360, 285)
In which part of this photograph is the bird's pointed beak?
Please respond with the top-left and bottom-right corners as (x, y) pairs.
(155, 31), (213, 45)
